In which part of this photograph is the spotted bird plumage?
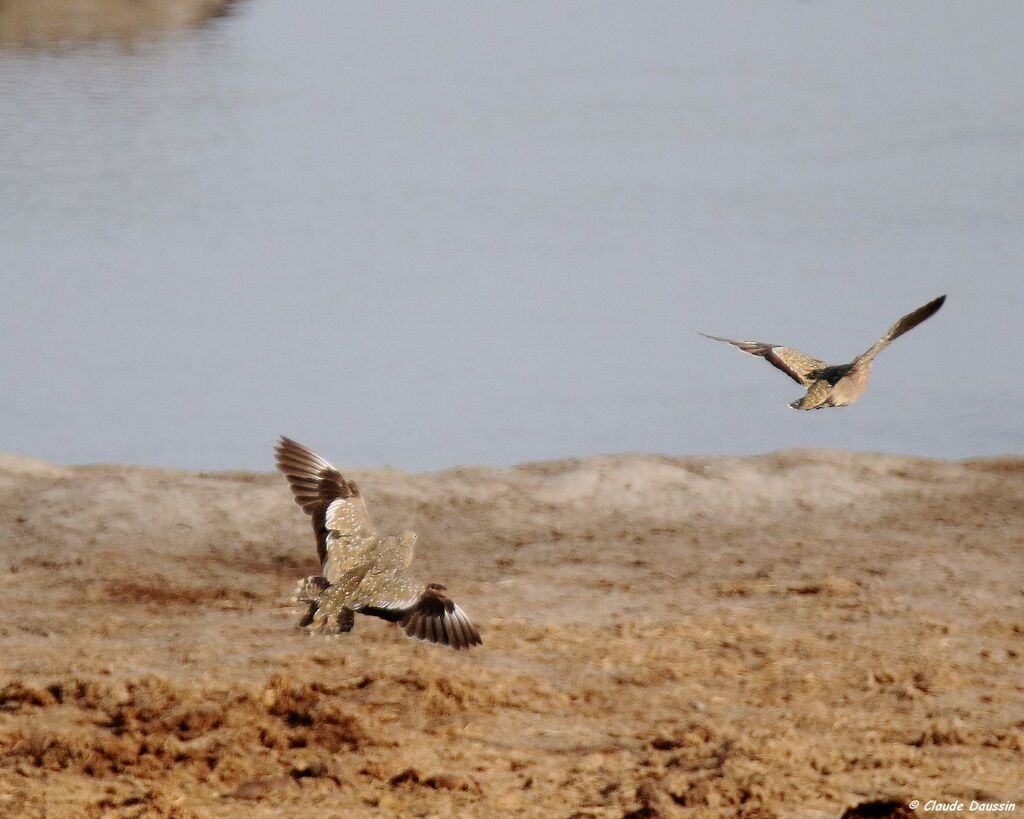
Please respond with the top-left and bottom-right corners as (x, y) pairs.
(276, 437), (482, 650)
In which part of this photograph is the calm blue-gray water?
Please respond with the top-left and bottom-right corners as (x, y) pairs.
(1, 1), (1021, 471)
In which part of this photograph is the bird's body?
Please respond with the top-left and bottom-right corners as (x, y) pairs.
(701, 294), (946, 410)
(275, 437), (481, 650)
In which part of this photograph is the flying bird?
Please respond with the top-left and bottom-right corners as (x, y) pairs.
(275, 437), (482, 650)
(700, 294), (946, 410)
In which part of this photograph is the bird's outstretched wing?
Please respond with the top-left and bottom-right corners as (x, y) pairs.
(399, 585), (482, 650)
(355, 577), (482, 650)
(853, 294), (946, 367)
(275, 437), (375, 571)
(700, 334), (828, 386)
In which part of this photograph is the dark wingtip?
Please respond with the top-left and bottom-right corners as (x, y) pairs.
(274, 435), (299, 460)
(274, 436), (323, 472)
(922, 293), (947, 315)
(400, 598), (482, 651)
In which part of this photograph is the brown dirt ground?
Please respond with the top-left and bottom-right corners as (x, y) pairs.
(0, 449), (1021, 818)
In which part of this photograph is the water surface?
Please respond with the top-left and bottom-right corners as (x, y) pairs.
(1, 1), (1021, 470)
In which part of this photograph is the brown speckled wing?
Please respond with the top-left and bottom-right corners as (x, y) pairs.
(854, 294), (946, 367)
(349, 568), (423, 614)
(700, 334), (828, 386)
(274, 437), (374, 568)
(356, 579), (482, 650)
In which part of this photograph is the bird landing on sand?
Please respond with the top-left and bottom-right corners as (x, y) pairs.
(274, 437), (482, 650)
(700, 294), (946, 410)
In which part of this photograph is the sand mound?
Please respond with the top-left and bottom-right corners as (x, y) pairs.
(0, 0), (237, 46)
(0, 450), (1021, 817)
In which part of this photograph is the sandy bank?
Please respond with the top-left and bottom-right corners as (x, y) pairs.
(0, 449), (1021, 817)
(0, 0), (237, 46)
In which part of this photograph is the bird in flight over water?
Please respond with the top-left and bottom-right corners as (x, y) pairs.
(700, 294), (946, 410)
(275, 437), (482, 650)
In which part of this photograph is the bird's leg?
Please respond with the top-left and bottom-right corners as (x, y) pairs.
(297, 600), (318, 627)
(293, 575), (330, 629)
(304, 584), (356, 636)
(337, 608), (355, 633)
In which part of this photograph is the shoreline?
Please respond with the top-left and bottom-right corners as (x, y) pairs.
(0, 0), (238, 47)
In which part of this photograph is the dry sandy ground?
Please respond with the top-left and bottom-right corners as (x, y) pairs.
(0, 448), (1021, 818)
